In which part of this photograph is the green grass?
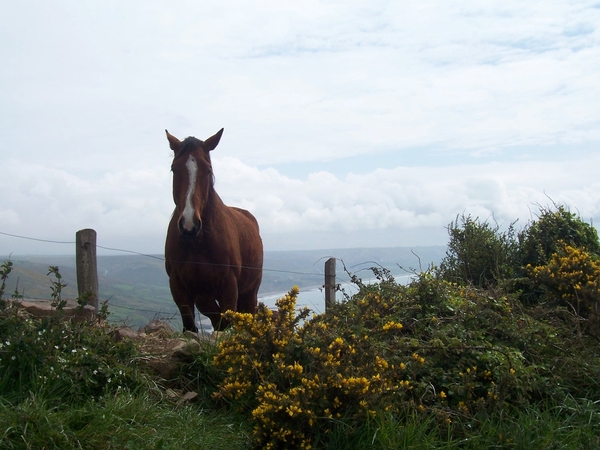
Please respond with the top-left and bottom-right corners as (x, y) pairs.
(3, 394), (596, 450)
(310, 398), (600, 449)
(0, 392), (251, 450)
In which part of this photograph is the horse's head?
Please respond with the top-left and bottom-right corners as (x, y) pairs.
(166, 128), (224, 238)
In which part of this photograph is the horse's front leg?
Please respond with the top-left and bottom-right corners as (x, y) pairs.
(170, 280), (197, 332)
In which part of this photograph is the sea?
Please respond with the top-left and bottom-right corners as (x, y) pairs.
(197, 273), (414, 332)
(258, 273), (414, 314)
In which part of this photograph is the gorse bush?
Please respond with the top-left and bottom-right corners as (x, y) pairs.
(527, 242), (600, 337)
(519, 204), (600, 269)
(439, 206), (600, 309)
(517, 204), (600, 307)
(212, 269), (600, 449)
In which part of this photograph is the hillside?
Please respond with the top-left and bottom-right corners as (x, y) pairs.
(1, 246), (446, 328)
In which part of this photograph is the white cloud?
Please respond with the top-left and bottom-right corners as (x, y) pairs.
(212, 154), (600, 249)
(1, 1), (599, 254)
(1, 150), (599, 254)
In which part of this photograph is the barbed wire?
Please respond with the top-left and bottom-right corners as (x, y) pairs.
(10, 295), (180, 315)
(0, 230), (75, 244)
(0, 229), (336, 316)
(0, 230), (325, 277)
(1, 229), (394, 319)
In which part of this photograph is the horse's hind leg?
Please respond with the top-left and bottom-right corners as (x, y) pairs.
(237, 286), (259, 315)
(207, 312), (228, 331)
(196, 295), (227, 331)
(208, 282), (240, 331)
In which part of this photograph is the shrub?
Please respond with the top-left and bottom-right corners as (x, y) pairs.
(527, 242), (600, 336)
(0, 310), (142, 404)
(517, 204), (600, 307)
(212, 272), (594, 449)
(438, 214), (519, 288)
(0, 264), (143, 405)
(519, 204), (600, 269)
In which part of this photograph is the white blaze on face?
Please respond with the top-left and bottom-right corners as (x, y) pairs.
(181, 155), (198, 232)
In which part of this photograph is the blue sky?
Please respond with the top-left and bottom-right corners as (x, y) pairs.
(1, 1), (599, 255)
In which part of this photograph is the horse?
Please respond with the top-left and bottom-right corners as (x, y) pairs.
(164, 128), (263, 332)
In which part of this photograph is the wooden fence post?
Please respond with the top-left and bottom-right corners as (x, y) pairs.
(76, 229), (99, 312)
(324, 257), (336, 310)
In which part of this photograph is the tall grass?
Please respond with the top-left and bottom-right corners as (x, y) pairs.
(0, 392), (250, 449)
(309, 398), (600, 449)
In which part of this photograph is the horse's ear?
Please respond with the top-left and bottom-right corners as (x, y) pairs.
(204, 128), (224, 151)
(165, 130), (181, 151)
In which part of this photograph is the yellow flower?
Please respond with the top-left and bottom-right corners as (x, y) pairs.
(375, 356), (389, 369)
(286, 405), (302, 417)
(382, 321), (403, 331)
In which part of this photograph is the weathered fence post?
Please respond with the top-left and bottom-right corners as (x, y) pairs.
(324, 257), (336, 310)
(76, 229), (99, 312)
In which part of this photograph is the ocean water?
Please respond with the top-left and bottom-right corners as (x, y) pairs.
(197, 273), (413, 331)
(258, 273), (414, 314)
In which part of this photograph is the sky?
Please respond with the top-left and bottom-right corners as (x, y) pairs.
(1, 0), (599, 256)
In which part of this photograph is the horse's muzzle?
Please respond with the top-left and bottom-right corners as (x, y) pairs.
(178, 216), (201, 238)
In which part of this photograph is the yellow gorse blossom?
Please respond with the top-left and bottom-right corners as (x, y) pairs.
(382, 321), (403, 332)
(528, 242), (600, 311)
(412, 352), (426, 364)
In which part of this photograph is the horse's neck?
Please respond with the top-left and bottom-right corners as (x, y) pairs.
(204, 189), (226, 225)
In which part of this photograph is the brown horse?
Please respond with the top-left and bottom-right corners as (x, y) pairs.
(164, 128), (263, 332)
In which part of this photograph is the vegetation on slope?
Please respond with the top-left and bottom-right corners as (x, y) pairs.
(0, 203), (599, 449)
(0, 261), (250, 449)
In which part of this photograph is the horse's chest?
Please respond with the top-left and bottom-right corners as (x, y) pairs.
(169, 248), (233, 284)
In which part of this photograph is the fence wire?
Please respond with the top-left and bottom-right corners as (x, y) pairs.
(1, 229), (345, 317)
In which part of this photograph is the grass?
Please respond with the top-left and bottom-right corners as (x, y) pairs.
(4, 373), (596, 450)
(0, 391), (251, 450)
(311, 398), (600, 449)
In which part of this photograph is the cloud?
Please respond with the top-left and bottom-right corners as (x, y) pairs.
(213, 154), (600, 249)
(1, 1), (600, 254)
(1, 147), (599, 255)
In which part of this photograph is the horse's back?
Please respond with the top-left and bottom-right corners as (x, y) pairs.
(231, 206), (260, 230)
